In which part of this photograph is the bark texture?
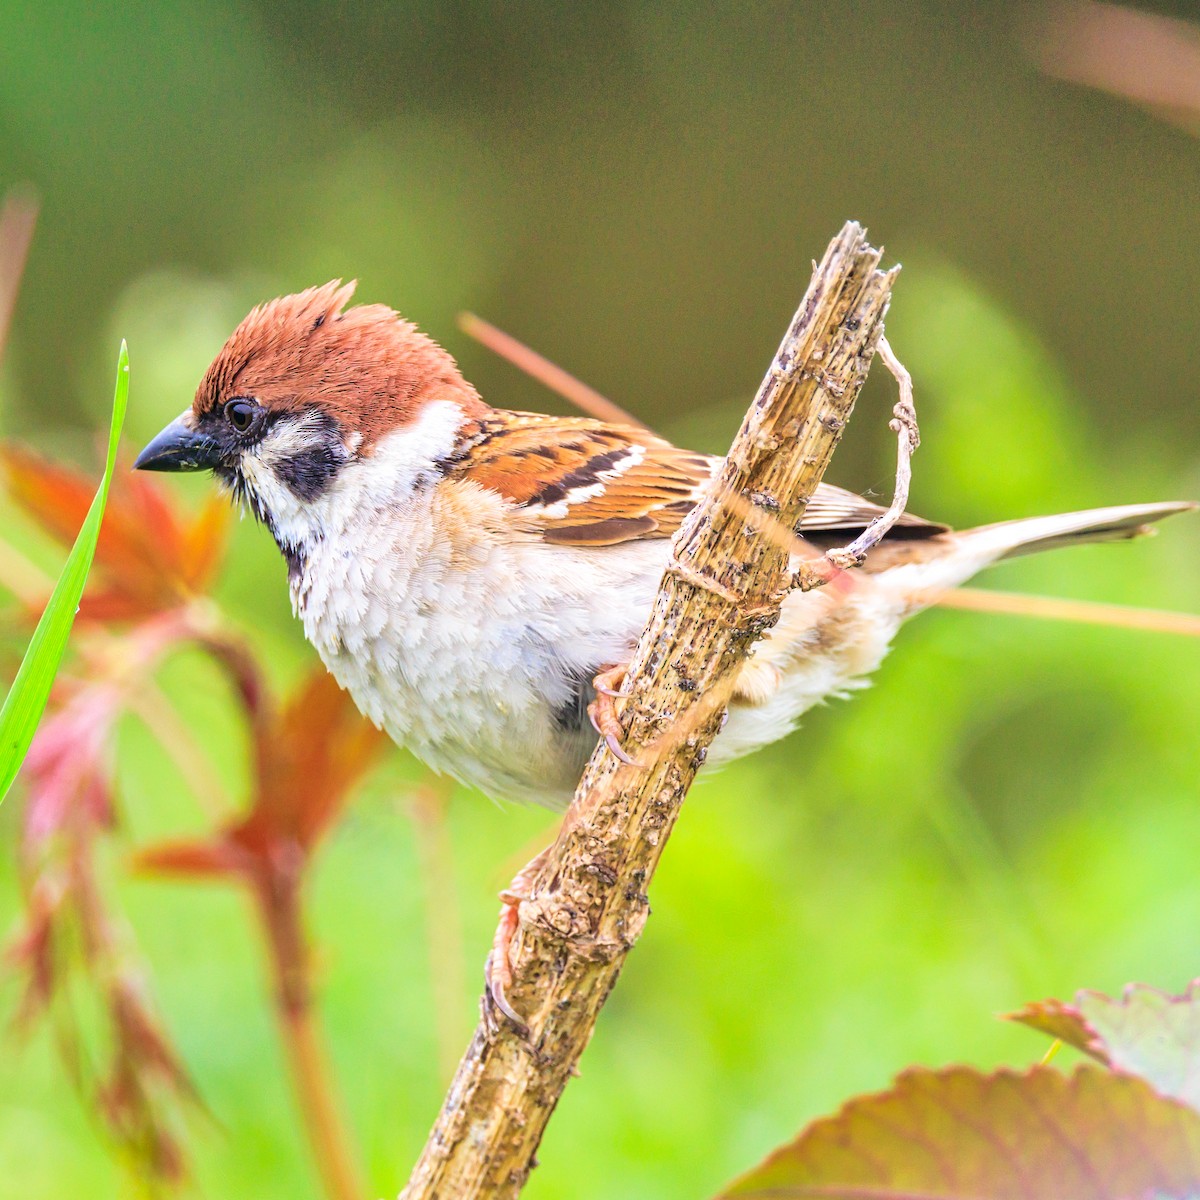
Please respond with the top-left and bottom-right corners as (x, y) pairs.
(400, 222), (898, 1200)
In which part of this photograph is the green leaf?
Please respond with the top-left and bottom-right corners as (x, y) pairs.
(0, 341), (129, 804)
(717, 1065), (1200, 1200)
(1010, 982), (1200, 1112)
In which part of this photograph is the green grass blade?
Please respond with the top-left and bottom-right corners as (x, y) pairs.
(0, 341), (129, 805)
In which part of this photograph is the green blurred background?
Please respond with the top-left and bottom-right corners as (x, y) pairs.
(2, 2), (1200, 1197)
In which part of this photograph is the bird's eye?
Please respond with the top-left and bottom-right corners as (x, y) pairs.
(224, 398), (258, 434)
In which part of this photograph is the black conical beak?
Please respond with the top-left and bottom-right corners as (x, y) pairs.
(133, 412), (219, 472)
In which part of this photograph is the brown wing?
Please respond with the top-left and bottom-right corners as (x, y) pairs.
(455, 412), (946, 546)
(455, 413), (713, 545)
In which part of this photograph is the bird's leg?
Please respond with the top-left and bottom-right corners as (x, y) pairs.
(587, 663), (638, 765)
(483, 846), (551, 1038)
(485, 665), (640, 1035)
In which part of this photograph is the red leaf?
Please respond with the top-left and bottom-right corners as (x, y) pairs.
(180, 495), (231, 590)
(134, 671), (383, 888)
(1007, 996), (1111, 1064)
(123, 468), (189, 571)
(2, 444), (95, 542)
(1011, 983), (1200, 1112)
(5, 876), (62, 1024)
(22, 693), (116, 846)
(718, 1066), (1200, 1200)
(2, 445), (229, 617)
(5, 447), (164, 579)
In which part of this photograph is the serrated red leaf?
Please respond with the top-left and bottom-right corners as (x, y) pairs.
(3, 446), (173, 610)
(6, 446), (161, 573)
(1013, 984), (1200, 1114)
(125, 468), (188, 565)
(135, 672), (383, 885)
(718, 1066), (1200, 1200)
(1007, 997), (1111, 1064)
(1077, 984), (1200, 1114)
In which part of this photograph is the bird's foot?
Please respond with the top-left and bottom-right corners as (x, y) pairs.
(587, 664), (639, 766)
(482, 847), (550, 1039)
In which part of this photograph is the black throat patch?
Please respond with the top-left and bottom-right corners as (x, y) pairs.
(281, 539), (308, 586)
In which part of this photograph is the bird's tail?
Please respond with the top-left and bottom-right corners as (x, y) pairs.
(956, 500), (1196, 562)
(717, 498), (1193, 768)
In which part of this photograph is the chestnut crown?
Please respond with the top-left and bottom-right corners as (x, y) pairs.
(194, 280), (485, 445)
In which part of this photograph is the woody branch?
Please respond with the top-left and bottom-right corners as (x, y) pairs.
(401, 221), (899, 1200)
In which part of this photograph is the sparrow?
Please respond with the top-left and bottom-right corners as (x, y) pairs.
(134, 281), (1193, 811)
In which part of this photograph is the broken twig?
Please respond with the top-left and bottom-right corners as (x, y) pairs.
(401, 222), (898, 1200)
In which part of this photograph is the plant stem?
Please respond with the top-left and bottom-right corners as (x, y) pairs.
(126, 681), (233, 817)
(0, 186), (37, 362)
(922, 585), (1200, 636)
(255, 865), (364, 1200)
(406, 776), (468, 1083)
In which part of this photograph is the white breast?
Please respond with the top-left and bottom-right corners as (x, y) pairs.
(276, 407), (667, 803)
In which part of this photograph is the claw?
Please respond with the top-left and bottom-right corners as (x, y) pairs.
(482, 848), (552, 1039)
(481, 955), (500, 1037)
(484, 901), (529, 1037)
(605, 731), (636, 765)
(592, 664), (628, 697)
(589, 663), (643, 767)
(484, 949), (528, 1037)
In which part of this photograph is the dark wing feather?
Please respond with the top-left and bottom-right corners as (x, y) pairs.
(803, 482), (949, 538)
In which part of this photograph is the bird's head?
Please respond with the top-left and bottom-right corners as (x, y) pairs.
(134, 280), (486, 546)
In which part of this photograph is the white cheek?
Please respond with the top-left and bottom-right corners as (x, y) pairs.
(240, 399), (467, 548)
(344, 400), (465, 501)
(257, 410), (330, 465)
(239, 455), (305, 535)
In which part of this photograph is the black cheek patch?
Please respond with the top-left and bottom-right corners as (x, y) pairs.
(277, 443), (349, 501)
(274, 411), (350, 502)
